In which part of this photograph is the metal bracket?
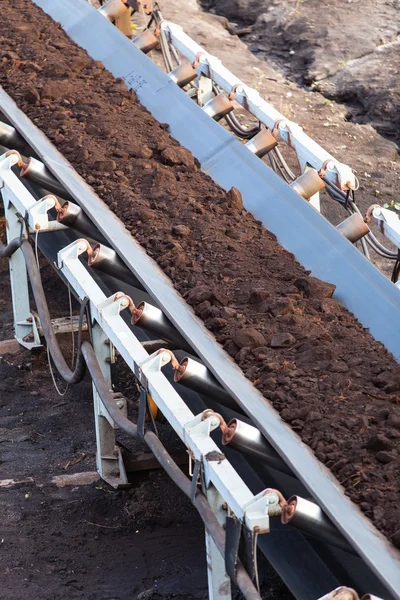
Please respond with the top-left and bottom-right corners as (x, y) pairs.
(242, 489), (272, 534)
(372, 206), (400, 250)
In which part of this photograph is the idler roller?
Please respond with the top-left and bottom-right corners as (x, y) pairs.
(131, 301), (192, 353)
(132, 29), (159, 54)
(174, 357), (242, 413)
(222, 418), (292, 475)
(336, 213), (370, 243)
(318, 587), (381, 600)
(168, 61), (197, 88)
(202, 93), (234, 122)
(87, 244), (145, 291)
(0, 121), (31, 155)
(290, 169), (326, 200)
(282, 495), (354, 554)
(98, 0), (129, 21)
(57, 201), (107, 243)
(245, 129), (278, 158)
(20, 157), (71, 201)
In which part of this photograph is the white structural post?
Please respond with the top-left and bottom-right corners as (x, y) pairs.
(205, 484), (232, 600)
(91, 321), (128, 488)
(0, 171), (41, 348)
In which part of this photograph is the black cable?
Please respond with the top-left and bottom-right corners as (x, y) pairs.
(391, 251), (400, 283)
(225, 112), (260, 139)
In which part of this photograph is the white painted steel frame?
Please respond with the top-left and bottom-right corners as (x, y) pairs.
(0, 159), (272, 596)
(372, 207), (400, 250)
(162, 22), (356, 193)
(58, 237), (271, 533)
(0, 153), (42, 348)
(0, 152), (396, 600)
(0, 153), (272, 529)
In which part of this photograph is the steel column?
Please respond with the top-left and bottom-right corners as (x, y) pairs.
(205, 484), (232, 600)
(2, 197), (41, 348)
(91, 321), (128, 488)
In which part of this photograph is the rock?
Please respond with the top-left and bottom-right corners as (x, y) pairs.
(93, 159), (117, 172)
(264, 361), (280, 372)
(138, 145), (153, 159)
(235, 347), (251, 362)
(232, 327), (266, 349)
(366, 434), (393, 452)
(269, 297), (295, 316)
(384, 366), (400, 393)
(3, 50), (20, 60)
(41, 80), (64, 100)
(196, 300), (211, 314)
(253, 346), (269, 360)
(376, 451), (396, 464)
(294, 276), (336, 299)
(328, 360), (349, 373)
(270, 332), (295, 348)
(24, 87), (40, 104)
(161, 146), (195, 167)
(388, 412), (400, 429)
(209, 317), (228, 330)
(376, 408), (390, 420)
(209, 290), (229, 306)
(85, 124), (101, 136)
(137, 208), (156, 221)
(107, 78), (132, 98)
(280, 408), (294, 421)
(391, 531), (400, 550)
(319, 298), (341, 316)
(172, 224), (191, 238)
(248, 288), (270, 304)
(187, 286), (212, 305)
(223, 339), (240, 357)
(296, 342), (333, 365)
(225, 187), (243, 210)
(307, 410), (322, 422)
(220, 306), (237, 319)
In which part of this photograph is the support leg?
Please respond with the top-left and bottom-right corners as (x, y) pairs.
(3, 199), (41, 348)
(205, 484), (232, 600)
(91, 321), (129, 488)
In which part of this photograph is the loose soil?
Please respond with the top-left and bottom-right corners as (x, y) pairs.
(202, 0), (400, 144)
(0, 0), (400, 553)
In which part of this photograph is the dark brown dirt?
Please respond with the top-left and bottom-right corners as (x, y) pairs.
(203, 0), (400, 144)
(0, 0), (399, 550)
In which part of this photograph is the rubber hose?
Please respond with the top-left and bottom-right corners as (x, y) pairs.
(0, 237), (23, 257)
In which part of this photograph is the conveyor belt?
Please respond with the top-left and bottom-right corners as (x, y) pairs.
(0, 1), (399, 597)
(1, 88), (399, 598)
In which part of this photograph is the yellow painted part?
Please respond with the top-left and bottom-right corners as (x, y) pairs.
(145, 393), (158, 421)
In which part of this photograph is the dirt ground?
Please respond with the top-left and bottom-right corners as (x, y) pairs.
(202, 0), (400, 144)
